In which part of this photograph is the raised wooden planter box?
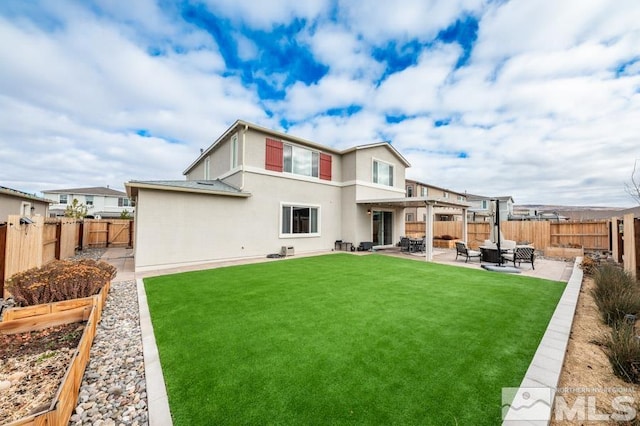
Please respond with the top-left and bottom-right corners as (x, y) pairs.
(0, 281), (110, 426)
(544, 246), (584, 258)
(433, 239), (459, 249)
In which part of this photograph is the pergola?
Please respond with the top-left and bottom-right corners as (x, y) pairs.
(356, 196), (472, 261)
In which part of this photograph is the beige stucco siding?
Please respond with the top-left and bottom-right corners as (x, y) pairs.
(186, 132), (241, 181)
(354, 146), (406, 192)
(244, 129), (342, 182)
(0, 194), (49, 220)
(133, 172), (343, 272)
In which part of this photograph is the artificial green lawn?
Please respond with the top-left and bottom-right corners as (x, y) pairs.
(144, 254), (566, 425)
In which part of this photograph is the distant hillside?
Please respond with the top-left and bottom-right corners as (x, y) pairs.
(514, 204), (640, 220)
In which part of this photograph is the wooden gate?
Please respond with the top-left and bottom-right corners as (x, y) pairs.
(107, 220), (132, 247)
(83, 219), (133, 248)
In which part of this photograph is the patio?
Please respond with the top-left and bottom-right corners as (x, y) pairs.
(376, 247), (575, 282)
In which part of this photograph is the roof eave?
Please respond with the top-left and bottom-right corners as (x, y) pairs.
(125, 181), (251, 198)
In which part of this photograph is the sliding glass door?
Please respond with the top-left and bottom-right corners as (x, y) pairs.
(372, 211), (393, 246)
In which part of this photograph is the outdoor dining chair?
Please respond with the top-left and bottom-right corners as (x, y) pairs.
(455, 241), (481, 263)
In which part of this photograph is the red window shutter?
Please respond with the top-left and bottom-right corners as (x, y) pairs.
(265, 138), (283, 172)
(319, 153), (332, 180)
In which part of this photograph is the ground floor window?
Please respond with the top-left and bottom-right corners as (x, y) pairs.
(281, 204), (319, 235)
(373, 211), (393, 246)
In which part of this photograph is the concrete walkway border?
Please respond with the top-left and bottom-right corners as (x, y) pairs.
(503, 257), (584, 425)
(137, 278), (173, 426)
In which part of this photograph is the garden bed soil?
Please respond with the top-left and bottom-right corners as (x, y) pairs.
(0, 323), (84, 424)
(550, 277), (640, 424)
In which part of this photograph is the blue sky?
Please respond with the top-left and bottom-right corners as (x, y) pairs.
(1, 0), (639, 206)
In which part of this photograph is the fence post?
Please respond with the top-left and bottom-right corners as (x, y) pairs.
(0, 224), (6, 298)
(623, 213), (637, 277)
(55, 221), (62, 260)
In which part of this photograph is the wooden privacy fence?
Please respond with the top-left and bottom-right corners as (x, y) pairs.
(82, 219), (134, 248)
(405, 220), (611, 251)
(1, 217), (133, 297)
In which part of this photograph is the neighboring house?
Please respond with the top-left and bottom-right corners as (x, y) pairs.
(42, 187), (134, 218)
(126, 120), (470, 272)
(0, 186), (51, 221)
(466, 194), (514, 222)
(404, 179), (467, 222)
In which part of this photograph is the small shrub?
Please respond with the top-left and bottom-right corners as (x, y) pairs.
(603, 322), (640, 384)
(580, 255), (599, 275)
(592, 264), (640, 326)
(7, 259), (116, 306)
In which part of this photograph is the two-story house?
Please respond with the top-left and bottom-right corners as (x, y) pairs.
(0, 186), (51, 220)
(404, 179), (467, 222)
(43, 187), (134, 218)
(466, 194), (514, 222)
(126, 120), (470, 272)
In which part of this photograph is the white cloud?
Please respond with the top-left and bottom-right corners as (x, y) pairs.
(272, 75), (372, 120)
(200, 0), (329, 28)
(337, 0), (484, 44)
(374, 43), (461, 115)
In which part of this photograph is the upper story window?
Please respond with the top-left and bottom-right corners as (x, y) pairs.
(118, 197), (132, 207)
(231, 135), (238, 169)
(457, 195), (465, 202)
(265, 138), (332, 180)
(421, 187), (427, 197)
(443, 192), (449, 199)
(481, 200), (488, 209)
(59, 194), (68, 204)
(284, 144), (319, 177)
(406, 185), (413, 197)
(85, 195), (94, 206)
(373, 159), (393, 187)
(204, 156), (210, 180)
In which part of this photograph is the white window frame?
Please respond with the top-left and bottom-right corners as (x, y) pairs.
(406, 213), (414, 222)
(85, 195), (94, 206)
(406, 185), (413, 197)
(204, 156), (211, 180)
(421, 187), (427, 197)
(372, 158), (394, 187)
(443, 192), (449, 199)
(231, 135), (239, 169)
(279, 202), (321, 238)
(283, 143), (319, 178)
(21, 202), (32, 216)
(59, 194), (68, 204)
(481, 200), (488, 209)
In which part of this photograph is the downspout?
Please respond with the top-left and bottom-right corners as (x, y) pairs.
(241, 124), (248, 190)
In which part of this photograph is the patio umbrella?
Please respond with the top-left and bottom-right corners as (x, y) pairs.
(488, 200), (505, 244)
(491, 199), (504, 265)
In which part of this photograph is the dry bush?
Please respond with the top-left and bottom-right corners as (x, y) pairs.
(7, 259), (116, 306)
(592, 264), (640, 327)
(603, 321), (640, 384)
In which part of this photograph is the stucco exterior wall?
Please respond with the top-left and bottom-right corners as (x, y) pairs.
(186, 131), (241, 181)
(0, 194), (48, 221)
(133, 172), (343, 272)
(244, 129), (343, 182)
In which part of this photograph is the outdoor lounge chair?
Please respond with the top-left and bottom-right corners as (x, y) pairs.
(502, 246), (535, 269)
(455, 241), (481, 263)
